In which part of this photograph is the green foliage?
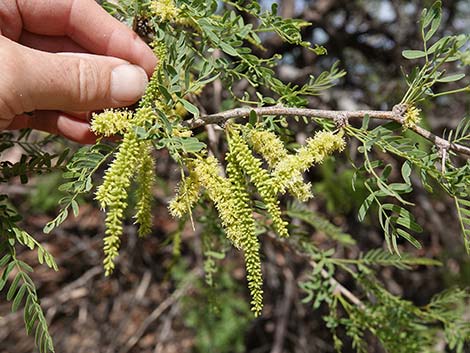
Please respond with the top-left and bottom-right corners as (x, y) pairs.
(286, 202), (356, 246)
(0, 131), (69, 184)
(43, 143), (115, 233)
(0, 197), (56, 353)
(1, 0), (470, 351)
(401, 0), (470, 104)
(349, 122), (425, 252)
(298, 241), (469, 353)
(455, 198), (470, 253)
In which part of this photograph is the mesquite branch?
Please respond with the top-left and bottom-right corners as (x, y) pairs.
(184, 105), (470, 157)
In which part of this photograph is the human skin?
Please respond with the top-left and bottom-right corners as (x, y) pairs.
(0, 0), (157, 143)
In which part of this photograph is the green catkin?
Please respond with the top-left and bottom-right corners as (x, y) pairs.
(91, 110), (132, 136)
(91, 36), (165, 274)
(140, 41), (167, 109)
(168, 167), (201, 218)
(248, 129), (288, 166)
(248, 129), (313, 201)
(95, 131), (143, 275)
(229, 128), (289, 238)
(192, 156), (245, 248)
(135, 143), (156, 237)
(273, 130), (346, 194)
(103, 207), (124, 274)
(226, 150), (264, 316)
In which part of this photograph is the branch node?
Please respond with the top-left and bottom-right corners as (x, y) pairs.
(392, 104), (407, 123)
(334, 113), (349, 128)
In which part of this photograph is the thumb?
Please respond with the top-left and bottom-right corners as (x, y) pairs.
(1, 37), (148, 116)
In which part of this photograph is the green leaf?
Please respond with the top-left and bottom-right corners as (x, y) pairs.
(402, 50), (427, 60)
(43, 221), (55, 234)
(358, 194), (374, 222)
(249, 110), (257, 126)
(396, 216), (423, 233)
(401, 161), (412, 185)
(423, 1), (442, 41)
(7, 271), (21, 301)
(180, 137), (206, 153)
(0, 261), (15, 291)
(0, 254), (12, 267)
(71, 199), (79, 217)
(178, 98), (200, 118)
(12, 283), (26, 312)
(436, 73), (465, 83)
(18, 261), (33, 273)
(157, 84), (173, 102)
(427, 36), (451, 54)
(219, 41), (239, 57)
(396, 228), (422, 249)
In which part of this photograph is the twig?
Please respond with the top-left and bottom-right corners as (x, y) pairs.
(266, 234), (365, 310)
(270, 269), (295, 353)
(183, 106), (470, 157)
(310, 260), (366, 310)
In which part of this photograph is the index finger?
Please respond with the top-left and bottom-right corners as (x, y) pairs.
(16, 0), (157, 75)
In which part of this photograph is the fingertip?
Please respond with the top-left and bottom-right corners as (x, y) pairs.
(8, 111), (97, 144)
(57, 115), (97, 144)
(132, 38), (158, 76)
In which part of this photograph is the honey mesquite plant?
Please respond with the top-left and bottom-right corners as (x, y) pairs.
(1, 0), (470, 352)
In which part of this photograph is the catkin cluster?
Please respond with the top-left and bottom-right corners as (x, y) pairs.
(169, 125), (345, 314)
(91, 40), (169, 275)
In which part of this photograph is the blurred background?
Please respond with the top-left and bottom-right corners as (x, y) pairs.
(0, 0), (469, 352)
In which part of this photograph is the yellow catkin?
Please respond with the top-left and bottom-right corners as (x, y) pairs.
(93, 34), (163, 275)
(91, 110), (133, 137)
(226, 151), (263, 316)
(140, 41), (167, 109)
(273, 130), (345, 194)
(229, 128), (289, 238)
(168, 167), (201, 218)
(150, 0), (180, 22)
(248, 129), (313, 201)
(248, 129), (288, 166)
(193, 156), (245, 248)
(96, 131), (143, 275)
(135, 143), (156, 237)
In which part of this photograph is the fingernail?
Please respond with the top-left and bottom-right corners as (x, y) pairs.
(111, 64), (148, 103)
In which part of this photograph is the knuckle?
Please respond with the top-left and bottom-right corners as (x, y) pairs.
(0, 40), (25, 118)
(73, 58), (102, 106)
(0, 96), (16, 122)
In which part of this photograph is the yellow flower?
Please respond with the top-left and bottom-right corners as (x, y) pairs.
(91, 110), (133, 137)
(150, 0), (180, 22)
(95, 131), (144, 275)
(168, 167), (201, 218)
(229, 128), (289, 238)
(248, 128), (313, 201)
(248, 129), (288, 167)
(135, 143), (156, 237)
(403, 105), (421, 129)
(273, 130), (345, 194)
(226, 151), (263, 316)
(192, 156), (246, 248)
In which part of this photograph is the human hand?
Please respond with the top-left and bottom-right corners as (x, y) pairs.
(0, 0), (157, 143)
